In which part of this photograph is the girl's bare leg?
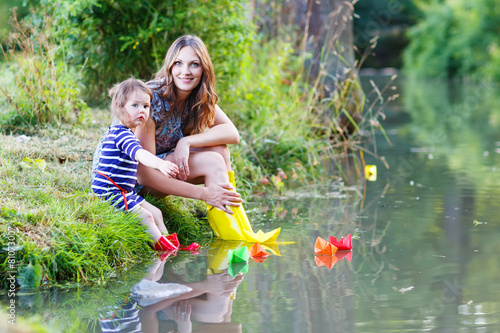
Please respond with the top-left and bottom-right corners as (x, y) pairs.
(136, 203), (166, 241)
(141, 201), (168, 234)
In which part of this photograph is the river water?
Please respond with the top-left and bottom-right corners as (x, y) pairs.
(4, 77), (500, 332)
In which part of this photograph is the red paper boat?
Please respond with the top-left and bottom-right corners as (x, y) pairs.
(250, 243), (269, 263)
(314, 237), (338, 256)
(315, 254), (339, 270)
(328, 233), (352, 251)
(166, 233), (200, 253)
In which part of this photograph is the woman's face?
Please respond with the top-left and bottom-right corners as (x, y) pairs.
(171, 46), (203, 99)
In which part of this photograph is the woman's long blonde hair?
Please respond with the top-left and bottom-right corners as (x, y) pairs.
(154, 35), (218, 135)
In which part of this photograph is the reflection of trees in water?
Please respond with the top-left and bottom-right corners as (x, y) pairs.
(354, 77), (500, 329)
(403, 78), (500, 185)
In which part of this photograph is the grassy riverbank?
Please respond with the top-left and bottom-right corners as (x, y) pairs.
(0, 114), (211, 290)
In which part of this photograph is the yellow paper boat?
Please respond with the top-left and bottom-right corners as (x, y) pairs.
(242, 228), (281, 243)
(364, 165), (377, 181)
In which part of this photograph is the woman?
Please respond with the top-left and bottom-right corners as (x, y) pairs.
(135, 35), (239, 211)
(135, 35), (279, 242)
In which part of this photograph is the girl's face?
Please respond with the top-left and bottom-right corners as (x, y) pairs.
(122, 90), (150, 130)
(171, 46), (203, 99)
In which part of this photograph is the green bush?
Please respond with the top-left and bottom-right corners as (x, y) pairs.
(0, 12), (88, 133)
(34, 0), (254, 102)
(403, 0), (500, 80)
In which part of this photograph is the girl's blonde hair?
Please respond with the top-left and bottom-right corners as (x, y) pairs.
(109, 78), (152, 127)
(154, 35), (218, 135)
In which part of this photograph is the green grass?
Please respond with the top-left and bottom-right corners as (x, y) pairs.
(0, 116), (211, 290)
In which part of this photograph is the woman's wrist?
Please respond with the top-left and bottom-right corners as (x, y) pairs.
(178, 136), (191, 148)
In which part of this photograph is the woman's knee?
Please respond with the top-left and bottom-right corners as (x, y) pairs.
(189, 151), (228, 183)
(201, 151), (227, 172)
(206, 145), (231, 169)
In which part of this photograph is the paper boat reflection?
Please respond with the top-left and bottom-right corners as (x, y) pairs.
(228, 262), (249, 277)
(314, 250), (352, 270)
(314, 254), (338, 270)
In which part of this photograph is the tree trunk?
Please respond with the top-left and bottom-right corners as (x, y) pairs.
(294, 0), (355, 85)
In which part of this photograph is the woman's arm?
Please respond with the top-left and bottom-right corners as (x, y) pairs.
(172, 105), (239, 178)
(177, 105), (240, 149)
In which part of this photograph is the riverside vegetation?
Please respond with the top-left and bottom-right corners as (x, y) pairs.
(0, 0), (390, 290)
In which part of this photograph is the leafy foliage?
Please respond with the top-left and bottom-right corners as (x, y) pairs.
(34, 0), (254, 102)
(0, 11), (88, 133)
(403, 0), (500, 80)
(222, 35), (386, 195)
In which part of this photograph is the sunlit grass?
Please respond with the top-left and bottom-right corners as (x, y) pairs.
(0, 118), (210, 289)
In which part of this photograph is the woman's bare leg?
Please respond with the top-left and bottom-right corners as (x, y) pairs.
(197, 144), (231, 171)
(182, 150), (229, 186)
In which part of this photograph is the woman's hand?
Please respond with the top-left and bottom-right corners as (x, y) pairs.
(202, 183), (242, 214)
(199, 272), (244, 295)
(172, 137), (191, 181)
(172, 300), (192, 333)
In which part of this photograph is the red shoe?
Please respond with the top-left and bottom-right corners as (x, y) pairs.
(166, 233), (180, 248)
(154, 235), (178, 251)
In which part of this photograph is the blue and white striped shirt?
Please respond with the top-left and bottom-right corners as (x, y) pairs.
(91, 125), (144, 210)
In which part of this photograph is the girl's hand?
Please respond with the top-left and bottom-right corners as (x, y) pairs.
(172, 137), (190, 181)
(157, 160), (179, 178)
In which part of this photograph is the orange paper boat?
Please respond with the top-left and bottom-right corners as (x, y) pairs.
(315, 254), (339, 270)
(249, 242), (269, 258)
(314, 237), (338, 256)
(328, 233), (352, 251)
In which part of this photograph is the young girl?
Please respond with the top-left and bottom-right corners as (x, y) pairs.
(91, 78), (180, 252)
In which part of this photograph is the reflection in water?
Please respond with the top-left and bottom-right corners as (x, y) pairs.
(100, 243), (246, 333)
